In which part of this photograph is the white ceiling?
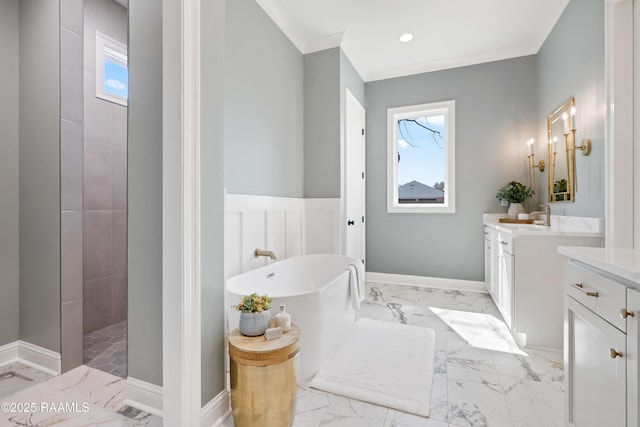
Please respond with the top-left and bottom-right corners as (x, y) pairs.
(256, 0), (570, 82)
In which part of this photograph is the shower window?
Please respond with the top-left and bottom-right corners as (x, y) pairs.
(96, 31), (128, 106)
(386, 100), (455, 213)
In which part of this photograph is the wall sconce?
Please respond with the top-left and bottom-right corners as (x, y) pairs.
(526, 138), (545, 192)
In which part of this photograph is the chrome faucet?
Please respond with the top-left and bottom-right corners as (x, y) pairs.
(530, 204), (551, 226)
(254, 248), (277, 260)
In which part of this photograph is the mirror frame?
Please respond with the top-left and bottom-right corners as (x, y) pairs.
(547, 97), (576, 203)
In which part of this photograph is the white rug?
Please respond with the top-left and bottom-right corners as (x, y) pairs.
(310, 318), (436, 417)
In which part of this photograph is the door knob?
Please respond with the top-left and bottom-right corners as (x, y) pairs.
(347, 220), (355, 226)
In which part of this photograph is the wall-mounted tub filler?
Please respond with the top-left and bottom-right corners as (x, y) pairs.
(254, 248), (277, 260)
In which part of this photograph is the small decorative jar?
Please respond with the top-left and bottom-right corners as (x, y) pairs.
(274, 305), (291, 332)
(239, 310), (271, 336)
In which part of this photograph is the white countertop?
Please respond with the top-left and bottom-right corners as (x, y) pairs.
(557, 246), (640, 285)
(483, 214), (604, 238)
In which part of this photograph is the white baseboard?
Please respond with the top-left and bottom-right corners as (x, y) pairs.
(124, 377), (164, 418)
(125, 377), (232, 426)
(365, 272), (486, 293)
(201, 390), (231, 427)
(0, 341), (61, 376)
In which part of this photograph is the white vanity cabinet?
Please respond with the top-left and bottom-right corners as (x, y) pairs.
(627, 288), (640, 427)
(483, 216), (603, 350)
(484, 227), (514, 329)
(558, 247), (640, 427)
(564, 262), (626, 427)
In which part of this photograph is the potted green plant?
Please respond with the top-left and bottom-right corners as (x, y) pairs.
(496, 180), (534, 218)
(232, 293), (273, 336)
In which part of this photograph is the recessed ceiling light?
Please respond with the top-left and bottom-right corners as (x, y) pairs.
(400, 33), (414, 43)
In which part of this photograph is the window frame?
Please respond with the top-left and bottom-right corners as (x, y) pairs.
(95, 31), (128, 106)
(386, 100), (456, 213)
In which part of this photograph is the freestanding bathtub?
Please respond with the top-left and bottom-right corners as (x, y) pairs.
(226, 254), (360, 383)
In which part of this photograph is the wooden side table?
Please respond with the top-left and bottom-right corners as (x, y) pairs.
(228, 324), (300, 427)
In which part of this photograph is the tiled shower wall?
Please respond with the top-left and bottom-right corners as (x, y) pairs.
(82, 0), (127, 334)
(60, 0), (84, 372)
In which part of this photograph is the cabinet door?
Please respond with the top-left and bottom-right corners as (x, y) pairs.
(627, 288), (640, 427)
(489, 229), (499, 300)
(497, 249), (514, 328)
(484, 230), (491, 291)
(565, 295), (626, 427)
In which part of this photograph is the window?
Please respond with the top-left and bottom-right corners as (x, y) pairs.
(96, 31), (128, 106)
(387, 100), (455, 213)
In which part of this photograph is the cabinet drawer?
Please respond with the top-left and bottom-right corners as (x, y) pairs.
(496, 233), (513, 254)
(565, 262), (627, 331)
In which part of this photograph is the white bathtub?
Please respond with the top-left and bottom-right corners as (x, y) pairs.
(226, 254), (359, 383)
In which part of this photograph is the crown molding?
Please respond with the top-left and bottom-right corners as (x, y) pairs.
(363, 46), (538, 82)
(256, 0), (307, 53)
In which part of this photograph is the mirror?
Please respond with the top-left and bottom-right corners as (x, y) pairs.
(547, 97), (576, 203)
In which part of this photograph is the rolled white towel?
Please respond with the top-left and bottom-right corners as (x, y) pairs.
(346, 261), (365, 310)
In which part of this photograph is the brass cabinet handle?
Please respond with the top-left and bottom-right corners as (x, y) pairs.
(621, 308), (635, 319)
(571, 282), (599, 297)
(499, 241), (508, 245)
(610, 348), (623, 359)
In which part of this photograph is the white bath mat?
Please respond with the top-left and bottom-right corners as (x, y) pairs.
(310, 318), (436, 417)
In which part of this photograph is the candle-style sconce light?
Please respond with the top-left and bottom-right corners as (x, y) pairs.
(526, 138), (545, 193)
(547, 97), (592, 203)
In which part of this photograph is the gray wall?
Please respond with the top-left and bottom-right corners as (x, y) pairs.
(128, 0), (163, 386)
(19, 0), (61, 351)
(304, 48), (341, 198)
(82, 0), (128, 335)
(0, 0), (20, 347)
(536, 0), (604, 218)
(224, 0), (304, 197)
(365, 56), (538, 281)
(201, 0), (226, 405)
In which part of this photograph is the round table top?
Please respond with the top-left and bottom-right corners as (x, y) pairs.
(229, 324), (300, 366)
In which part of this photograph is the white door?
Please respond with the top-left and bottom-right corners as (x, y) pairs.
(345, 89), (366, 264)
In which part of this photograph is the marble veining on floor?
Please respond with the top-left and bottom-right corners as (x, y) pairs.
(3, 282), (562, 426)
(84, 320), (128, 378)
(0, 362), (52, 399)
(0, 364), (161, 426)
(224, 282), (564, 427)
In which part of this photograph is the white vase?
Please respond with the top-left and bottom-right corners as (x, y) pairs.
(507, 202), (525, 219)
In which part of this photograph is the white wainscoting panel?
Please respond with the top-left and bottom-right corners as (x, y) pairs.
(305, 198), (341, 255)
(225, 194), (340, 277)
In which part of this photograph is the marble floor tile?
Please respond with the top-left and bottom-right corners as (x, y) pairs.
(319, 396), (389, 427)
(0, 362), (52, 399)
(0, 366), (161, 426)
(384, 409), (450, 427)
(293, 387), (334, 427)
(446, 365), (512, 427)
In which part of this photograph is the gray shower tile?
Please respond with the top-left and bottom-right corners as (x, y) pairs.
(112, 211), (127, 275)
(84, 70), (113, 145)
(60, 28), (83, 123)
(62, 299), (83, 373)
(112, 274), (127, 323)
(112, 146), (127, 209)
(61, 119), (83, 211)
(83, 277), (113, 334)
(61, 211), (83, 302)
(112, 105), (128, 147)
(84, 210), (112, 280)
(60, 0), (83, 36)
(110, 0), (128, 46)
(83, 0), (111, 72)
(84, 141), (113, 210)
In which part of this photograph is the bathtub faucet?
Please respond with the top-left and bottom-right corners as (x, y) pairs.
(254, 248), (277, 260)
